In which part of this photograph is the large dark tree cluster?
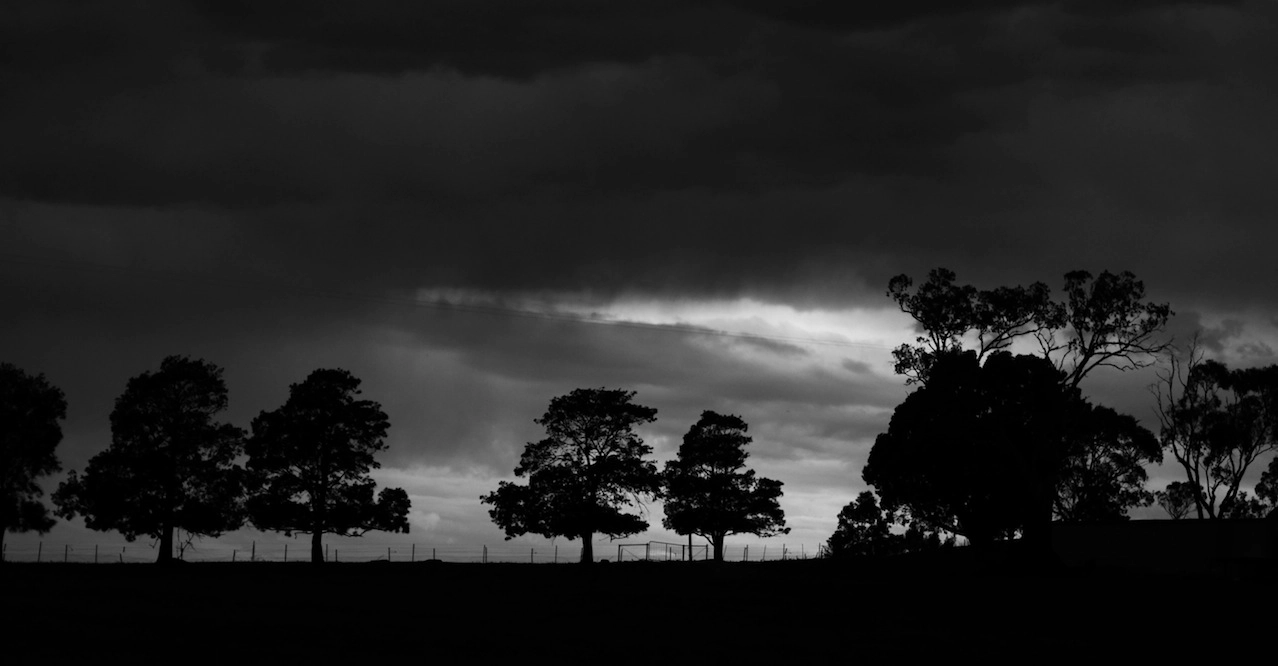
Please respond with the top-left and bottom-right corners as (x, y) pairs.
(863, 351), (1080, 547)
(852, 268), (1174, 556)
(52, 356), (409, 563)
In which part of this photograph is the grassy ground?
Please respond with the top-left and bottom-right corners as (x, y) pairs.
(4, 556), (1273, 662)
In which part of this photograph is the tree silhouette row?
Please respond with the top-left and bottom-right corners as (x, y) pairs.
(4, 356), (408, 563)
(6, 267), (1277, 567)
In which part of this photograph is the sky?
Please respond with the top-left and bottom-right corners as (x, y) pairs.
(3, 0), (1277, 562)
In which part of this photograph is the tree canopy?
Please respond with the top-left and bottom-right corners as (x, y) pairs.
(1053, 404), (1161, 523)
(1, 363), (67, 554)
(53, 356), (245, 563)
(246, 368), (409, 563)
(481, 388), (660, 564)
(661, 411), (788, 561)
(1257, 458), (1278, 516)
(1154, 481), (1198, 520)
(888, 268), (1171, 387)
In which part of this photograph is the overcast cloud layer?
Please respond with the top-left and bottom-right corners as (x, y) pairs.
(3, 0), (1276, 559)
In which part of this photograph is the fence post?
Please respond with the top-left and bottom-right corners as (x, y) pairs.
(64, 544), (69, 563)
(284, 544), (288, 562)
(483, 545), (487, 564)
(555, 545), (558, 564)
(412, 544), (415, 563)
(530, 547), (534, 564)
(388, 546), (391, 562)
(37, 541), (42, 563)
(95, 544), (99, 564)
(251, 540), (256, 562)
(326, 544), (329, 562)
(335, 549), (339, 563)
(232, 550), (236, 563)
(617, 544), (622, 562)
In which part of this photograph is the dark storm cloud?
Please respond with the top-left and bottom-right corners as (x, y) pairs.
(4, 0), (1264, 209)
(3, 1), (1276, 311)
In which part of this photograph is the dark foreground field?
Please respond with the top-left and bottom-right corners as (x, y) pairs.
(4, 555), (1274, 662)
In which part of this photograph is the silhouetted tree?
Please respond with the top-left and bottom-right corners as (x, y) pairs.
(1053, 405), (1161, 522)
(246, 368), (409, 563)
(886, 268), (1171, 554)
(827, 491), (951, 558)
(1257, 458), (1278, 516)
(661, 411), (788, 561)
(827, 491), (895, 557)
(53, 356), (245, 563)
(1, 363), (67, 556)
(481, 388), (660, 564)
(863, 351), (1077, 548)
(1153, 340), (1277, 519)
(1154, 481), (1198, 520)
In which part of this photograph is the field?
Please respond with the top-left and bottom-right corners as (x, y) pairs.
(4, 556), (1273, 662)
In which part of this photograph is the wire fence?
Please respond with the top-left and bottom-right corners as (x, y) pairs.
(0, 540), (825, 564)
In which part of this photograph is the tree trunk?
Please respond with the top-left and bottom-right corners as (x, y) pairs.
(156, 524), (174, 564)
(713, 534), (725, 562)
(579, 532), (593, 564)
(311, 530), (324, 563)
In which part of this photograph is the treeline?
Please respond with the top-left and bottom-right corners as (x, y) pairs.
(1, 357), (409, 563)
(827, 269), (1278, 558)
(5, 268), (1277, 566)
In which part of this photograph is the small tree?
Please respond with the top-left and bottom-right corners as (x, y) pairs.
(246, 368), (410, 563)
(1153, 340), (1277, 519)
(826, 491), (949, 558)
(1256, 458), (1277, 517)
(661, 411), (789, 561)
(481, 388), (661, 564)
(826, 491), (895, 558)
(1154, 481), (1198, 520)
(1, 363), (67, 556)
(53, 356), (245, 563)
